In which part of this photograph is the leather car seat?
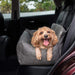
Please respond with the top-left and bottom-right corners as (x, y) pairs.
(48, 15), (75, 75)
(0, 13), (10, 60)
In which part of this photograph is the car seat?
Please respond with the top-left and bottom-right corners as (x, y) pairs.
(0, 13), (19, 75)
(16, 0), (75, 75)
(0, 13), (10, 60)
(48, 13), (75, 75)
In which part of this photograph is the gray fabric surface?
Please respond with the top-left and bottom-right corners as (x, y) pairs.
(17, 24), (66, 65)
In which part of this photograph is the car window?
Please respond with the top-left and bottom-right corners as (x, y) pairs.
(20, 0), (56, 17)
(0, 0), (12, 19)
(0, 0), (56, 19)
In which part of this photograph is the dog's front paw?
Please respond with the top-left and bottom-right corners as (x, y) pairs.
(36, 54), (41, 60)
(36, 48), (42, 60)
(47, 48), (53, 61)
(47, 55), (52, 61)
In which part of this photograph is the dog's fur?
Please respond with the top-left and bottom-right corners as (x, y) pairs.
(31, 26), (58, 61)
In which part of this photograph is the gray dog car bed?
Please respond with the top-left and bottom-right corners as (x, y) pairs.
(16, 23), (66, 65)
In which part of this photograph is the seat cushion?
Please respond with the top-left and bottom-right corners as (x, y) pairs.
(17, 24), (66, 65)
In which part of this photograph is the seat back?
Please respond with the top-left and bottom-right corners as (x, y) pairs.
(48, 12), (75, 75)
(56, 0), (75, 54)
(56, 5), (75, 30)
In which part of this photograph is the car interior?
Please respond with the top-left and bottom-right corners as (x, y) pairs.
(0, 0), (75, 75)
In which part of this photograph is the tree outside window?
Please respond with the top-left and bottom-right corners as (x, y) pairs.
(0, 0), (56, 13)
(0, 0), (11, 13)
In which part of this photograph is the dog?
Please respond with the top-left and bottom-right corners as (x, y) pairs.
(31, 26), (58, 61)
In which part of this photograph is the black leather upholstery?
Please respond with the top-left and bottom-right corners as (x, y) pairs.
(0, 13), (10, 60)
(0, 36), (10, 60)
(18, 66), (51, 75)
(0, 19), (19, 74)
(56, 5), (74, 30)
(6, 20), (20, 58)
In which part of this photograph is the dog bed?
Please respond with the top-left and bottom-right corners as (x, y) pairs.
(17, 23), (66, 65)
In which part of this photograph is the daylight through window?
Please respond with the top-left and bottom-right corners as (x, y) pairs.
(20, 0), (56, 17)
(0, 0), (12, 19)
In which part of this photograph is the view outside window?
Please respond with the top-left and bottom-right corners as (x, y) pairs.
(20, 0), (55, 12)
(0, 0), (56, 18)
(0, 0), (12, 18)
(20, 0), (56, 17)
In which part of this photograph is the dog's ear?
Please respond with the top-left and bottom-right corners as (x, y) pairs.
(51, 30), (58, 46)
(31, 31), (39, 47)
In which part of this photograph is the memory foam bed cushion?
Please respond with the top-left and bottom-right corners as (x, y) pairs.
(16, 23), (66, 65)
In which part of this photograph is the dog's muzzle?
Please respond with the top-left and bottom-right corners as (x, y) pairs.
(44, 35), (48, 39)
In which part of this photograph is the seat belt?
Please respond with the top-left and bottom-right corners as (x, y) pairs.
(62, 14), (75, 54)
(61, 11), (69, 25)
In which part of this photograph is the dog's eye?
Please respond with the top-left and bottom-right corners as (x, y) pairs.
(47, 31), (50, 33)
(39, 32), (43, 35)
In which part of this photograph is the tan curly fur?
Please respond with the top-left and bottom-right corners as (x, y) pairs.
(31, 26), (58, 61)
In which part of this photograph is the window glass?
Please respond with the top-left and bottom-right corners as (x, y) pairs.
(0, 0), (12, 19)
(20, 0), (56, 17)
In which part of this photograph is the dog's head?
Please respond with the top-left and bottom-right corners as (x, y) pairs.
(31, 26), (58, 48)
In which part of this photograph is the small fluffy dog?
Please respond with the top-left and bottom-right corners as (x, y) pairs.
(31, 26), (58, 61)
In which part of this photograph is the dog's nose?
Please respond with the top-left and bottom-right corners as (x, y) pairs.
(44, 35), (48, 38)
